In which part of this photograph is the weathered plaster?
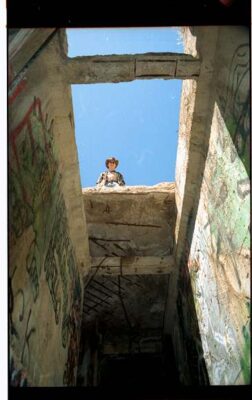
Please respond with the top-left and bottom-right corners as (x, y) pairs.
(173, 26), (250, 385)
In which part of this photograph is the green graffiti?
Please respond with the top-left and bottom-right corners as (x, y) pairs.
(225, 115), (250, 175)
(207, 121), (250, 251)
(240, 302), (250, 383)
(240, 320), (251, 384)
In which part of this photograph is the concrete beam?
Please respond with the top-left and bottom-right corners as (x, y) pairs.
(175, 27), (220, 264)
(165, 27), (220, 336)
(90, 255), (175, 275)
(64, 53), (201, 84)
(9, 28), (57, 84)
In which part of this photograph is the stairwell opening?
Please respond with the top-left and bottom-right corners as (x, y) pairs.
(73, 26), (250, 390)
(8, 26), (250, 390)
(65, 28), (206, 390)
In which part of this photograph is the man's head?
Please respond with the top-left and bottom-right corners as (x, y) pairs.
(105, 157), (119, 172)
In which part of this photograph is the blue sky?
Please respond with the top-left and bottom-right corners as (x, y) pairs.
(67, 28), (183, 187)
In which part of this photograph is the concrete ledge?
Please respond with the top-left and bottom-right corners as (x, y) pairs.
(82, 182), (175, 194)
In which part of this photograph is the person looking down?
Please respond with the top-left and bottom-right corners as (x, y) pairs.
(96, 157), (125, 187)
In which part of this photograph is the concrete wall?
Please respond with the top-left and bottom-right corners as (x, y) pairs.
(175, 26), (250, 384)
(9, 27), (250, 387)
(9, 30), (90, 386)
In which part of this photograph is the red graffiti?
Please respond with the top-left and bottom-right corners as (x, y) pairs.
(9, 97), (49, 170)
(9, 96), (56, 211)
(8, 78), (27, 105)
(8, 60), (27, 104)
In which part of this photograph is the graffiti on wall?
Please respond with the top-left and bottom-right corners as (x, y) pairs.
(20, 308), (36, 368)
(240, 303), (250, 383)
(184, 100), (250, 384)
(207, 100), (250, 278)
(9, 263), (37, 379)
(186, 173), (250, 383)
(9, 96), (57, 252)
(176, 260), (209, 385)
(10, 357), (29, 387)
(175, 40), (250, 384)
(8, 66), (27, 105)
(26, 241), (40, 302)
(218, 43), (250, 175)
(9, 92), (82, 385)
(63, 272), (82, 385)
(43, 194), (83, 350)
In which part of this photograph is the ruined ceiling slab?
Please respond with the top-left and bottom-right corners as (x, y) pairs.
(82, 183), (176, 258)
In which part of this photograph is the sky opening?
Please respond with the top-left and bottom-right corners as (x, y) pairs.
(67, 28), (184, 187)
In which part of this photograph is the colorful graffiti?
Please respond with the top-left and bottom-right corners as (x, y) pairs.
(9, 92), (82, 385)
(10, 357), (29, 387)
(9, 96), (57, 250)
(207, 103), (250, 268)
(9, 95), (59, 313)
(175, 37), (250, 385)
(218, 43), (250, 175)
(8, 72), (27, 105)
(240, 303), (250, 383)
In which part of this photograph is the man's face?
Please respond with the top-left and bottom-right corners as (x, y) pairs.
(108, 161), (116, 172)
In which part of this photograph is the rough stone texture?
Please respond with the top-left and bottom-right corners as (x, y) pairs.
(9, 29), (89, 386)
(82, 183), (176, 260)
(173, 26), (250, 385)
